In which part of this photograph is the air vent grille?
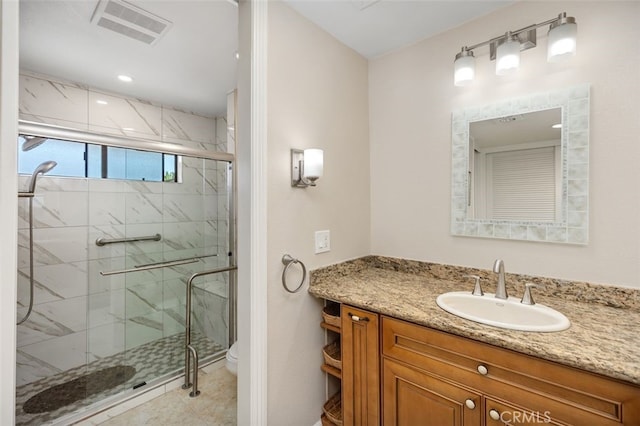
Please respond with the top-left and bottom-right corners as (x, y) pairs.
(91, 0), (172, 45)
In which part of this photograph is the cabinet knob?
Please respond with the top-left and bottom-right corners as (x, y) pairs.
(464, 399), (476, 410)
(489, 409), (501, 421)
(348, 312), (369, 322)
(477, 364), (488, 375)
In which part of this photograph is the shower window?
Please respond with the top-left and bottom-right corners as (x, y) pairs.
(18, 135), (179, 182)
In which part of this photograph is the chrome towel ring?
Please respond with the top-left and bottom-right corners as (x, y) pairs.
(281, 254), (307, 293)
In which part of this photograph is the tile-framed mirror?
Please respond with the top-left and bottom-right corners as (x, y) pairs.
(451, 85), (590, 244)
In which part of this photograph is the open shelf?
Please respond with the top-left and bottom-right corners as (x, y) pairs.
(321, 363), (342, 379)
(321, 321), (341, 334)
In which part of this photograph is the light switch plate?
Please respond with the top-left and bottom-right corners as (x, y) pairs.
(315, 230), (330, 254)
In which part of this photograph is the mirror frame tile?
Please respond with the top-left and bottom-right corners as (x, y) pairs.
(451, 84), (590, 244)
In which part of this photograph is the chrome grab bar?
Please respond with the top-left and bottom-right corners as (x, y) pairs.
(183, 265), (238, 397)
(99, 258), (199, 276)
(95, 233), (161, 247)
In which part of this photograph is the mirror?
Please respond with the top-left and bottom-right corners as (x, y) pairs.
(451, 85), (590, 244)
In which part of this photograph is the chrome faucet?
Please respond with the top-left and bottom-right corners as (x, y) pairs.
(493, 259), (508, 300)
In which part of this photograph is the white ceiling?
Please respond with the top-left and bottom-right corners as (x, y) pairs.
(19, 1), (513, 118)
(284, 0), (514, 58)
(20, 0), (238, 117)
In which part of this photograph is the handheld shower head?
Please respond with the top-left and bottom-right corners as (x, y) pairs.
(22, 136), (48, 152)
(27, 161), (57, 193)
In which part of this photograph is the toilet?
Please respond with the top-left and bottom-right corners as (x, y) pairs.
(226, 341), (238, 376)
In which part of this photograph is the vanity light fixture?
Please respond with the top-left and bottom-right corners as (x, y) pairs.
(291, 148), (323, 188)
(453, 12), (577, 86)
(495, 32), (521, 76)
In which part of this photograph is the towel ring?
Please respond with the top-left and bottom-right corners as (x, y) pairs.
(281, 254), (306, 293)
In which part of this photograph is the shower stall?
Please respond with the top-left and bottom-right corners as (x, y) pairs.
(14, 121), (236, 425)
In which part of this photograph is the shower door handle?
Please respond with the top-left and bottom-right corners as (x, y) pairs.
(100, 258), (199, 276)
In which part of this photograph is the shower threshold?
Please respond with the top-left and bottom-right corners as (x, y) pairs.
(16, 332), (224, 426)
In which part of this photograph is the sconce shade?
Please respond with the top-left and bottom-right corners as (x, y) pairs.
(303, 149), (323, 180)
(496, 34), (520, 75)
(454, 49), (475, 86)
(547, 15), (577, 62)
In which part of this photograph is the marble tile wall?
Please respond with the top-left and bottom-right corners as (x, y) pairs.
(19, 72), (216, 147)
(16, 73), (231, 387)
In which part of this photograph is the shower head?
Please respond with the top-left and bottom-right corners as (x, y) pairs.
(22, 136), (48, 152)
(27, 161), (57, 193)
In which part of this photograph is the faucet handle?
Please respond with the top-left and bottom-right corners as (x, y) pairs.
(464, 275), (484, 296)
(521, 283), (544, 305)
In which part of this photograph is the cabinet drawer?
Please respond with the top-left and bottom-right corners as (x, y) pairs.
(382, 316), (640, 425)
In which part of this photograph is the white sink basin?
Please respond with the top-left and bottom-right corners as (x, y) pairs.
(436, 291), (570, 332)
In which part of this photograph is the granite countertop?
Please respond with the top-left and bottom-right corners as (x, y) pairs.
(309, 256), (640, 386)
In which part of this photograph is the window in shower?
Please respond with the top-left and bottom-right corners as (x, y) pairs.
(18, 135), (179, 182)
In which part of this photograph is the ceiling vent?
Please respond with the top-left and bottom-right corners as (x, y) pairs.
(90, 0), (172, 46)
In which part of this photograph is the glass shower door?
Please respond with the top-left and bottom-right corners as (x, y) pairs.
(87, 155), (232, 394)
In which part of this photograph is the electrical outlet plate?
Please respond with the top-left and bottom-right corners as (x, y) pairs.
(315, 230), (330, 254)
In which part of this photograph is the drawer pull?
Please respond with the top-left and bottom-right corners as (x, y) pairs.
(477, 364), (488, 375)
(348, 312), (369, 322)
(465, 399), (476, 410)
(489, 409), (501, 421)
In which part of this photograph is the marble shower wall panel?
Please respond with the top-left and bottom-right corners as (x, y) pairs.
(88, 91), (162, 139)
(19, 74), (88, 129)
(19, 72), (221, 150)
(215, 116), (228, 152)
(162, 108), (215, 144)
(192, 285), (228, 348)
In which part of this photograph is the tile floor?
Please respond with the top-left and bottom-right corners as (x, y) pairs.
(16, 332), (224, 425)
(93, 365), (237, 426)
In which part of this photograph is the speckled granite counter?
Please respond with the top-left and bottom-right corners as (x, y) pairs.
(309, 256), (640, 386)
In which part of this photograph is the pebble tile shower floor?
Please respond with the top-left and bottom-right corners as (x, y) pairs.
(16, 332), (223, 426)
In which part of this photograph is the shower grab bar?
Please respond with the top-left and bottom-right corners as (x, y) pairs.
(99, 258), (199, 276)
(95, 233), (161, 247)
(134, 254), (218, 269)
(183, 265), (238, 397)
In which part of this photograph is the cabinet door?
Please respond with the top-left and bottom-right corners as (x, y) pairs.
(342, 305), (380, 426)
(383, 358), (481, 426)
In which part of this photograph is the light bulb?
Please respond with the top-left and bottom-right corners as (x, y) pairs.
(303, 149), (323, 181)
(496, 35), (520, 76)
(548, 16), (577, 62)
(454, 49), (475, 86)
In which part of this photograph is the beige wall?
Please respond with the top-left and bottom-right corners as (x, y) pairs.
(370, 1), (640, 288)
(266, 2), (370, 424)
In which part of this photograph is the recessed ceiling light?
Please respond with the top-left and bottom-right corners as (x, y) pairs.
(235, 51), (240, 60)
(552, 123), (562, 129)
(118, 74), (133, 83)
(96, 100), (108, 105)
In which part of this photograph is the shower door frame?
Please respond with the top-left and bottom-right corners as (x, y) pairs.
(16, 119), (238, 421)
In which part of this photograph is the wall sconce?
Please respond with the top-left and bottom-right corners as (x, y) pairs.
(291, 148), (323, 188)
(453, 12), (577, 86)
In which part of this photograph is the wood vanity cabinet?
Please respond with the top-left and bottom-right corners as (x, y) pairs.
(338, 304), (640, 426)
(341, 305), (380, 425)
(381, 316), (640, 426)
